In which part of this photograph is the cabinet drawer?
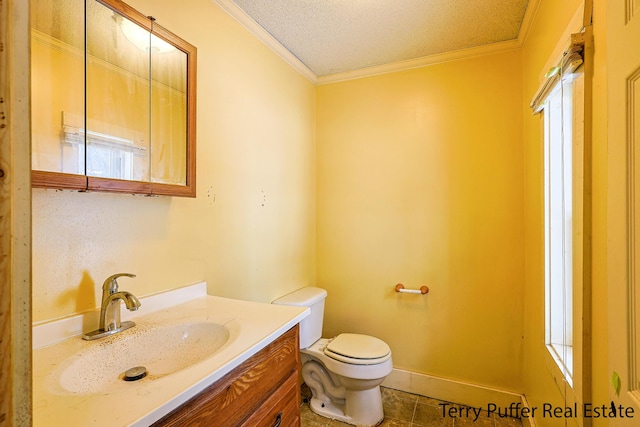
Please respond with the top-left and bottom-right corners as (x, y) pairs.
(153, 326), (300, 427)
(240, 370), (299, 427)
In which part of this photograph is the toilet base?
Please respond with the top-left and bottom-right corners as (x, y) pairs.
(308, 386), (384, 427)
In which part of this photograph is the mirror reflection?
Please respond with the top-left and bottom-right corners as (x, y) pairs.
(149, 32), (188, 186)
(31, 0), (195, 195)
(86, 0), (151, 181)
(31, 0), (85, 176)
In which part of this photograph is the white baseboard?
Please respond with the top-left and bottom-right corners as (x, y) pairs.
(382, 368), (535, 426)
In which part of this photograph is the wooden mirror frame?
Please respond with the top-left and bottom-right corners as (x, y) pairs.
(32, 0), (197, 197)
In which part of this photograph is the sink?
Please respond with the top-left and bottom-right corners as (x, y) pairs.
(54, 322), (230, 395)
(33, 286), (310, 427)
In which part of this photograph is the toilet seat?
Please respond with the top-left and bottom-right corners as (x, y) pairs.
(324, 333), (391, 365)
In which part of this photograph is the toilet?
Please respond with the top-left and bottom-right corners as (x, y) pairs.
(273, 287), (392, 427)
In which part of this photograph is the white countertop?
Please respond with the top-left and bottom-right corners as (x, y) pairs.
(32, 282), (309, 426)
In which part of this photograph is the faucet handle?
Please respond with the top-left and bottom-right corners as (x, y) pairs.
(102, 273), (136, 294)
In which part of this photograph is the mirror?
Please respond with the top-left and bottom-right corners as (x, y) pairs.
(31, 0), (197, 197)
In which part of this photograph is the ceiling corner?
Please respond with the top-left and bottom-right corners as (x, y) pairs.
(211, 0), (318, 84)
(517, 0), (542, 47)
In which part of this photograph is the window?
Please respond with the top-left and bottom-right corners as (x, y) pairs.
(63, 124), (148, 181)
(531, 36), (584, 392)
(531, 24), (590, 420)
(543, 76), (576, 386)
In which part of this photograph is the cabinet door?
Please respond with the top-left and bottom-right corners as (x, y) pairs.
(31, 0), (197, 197)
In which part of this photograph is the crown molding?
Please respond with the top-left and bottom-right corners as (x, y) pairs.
(213, 0), (540, 86)
(517, 0), (541, 47)
(318, 0), (540, 85)
(211, 0), (317, 84)
(316, 39), (522, 85)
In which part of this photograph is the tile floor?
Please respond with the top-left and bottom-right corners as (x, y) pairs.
(300, 385), (524, 427)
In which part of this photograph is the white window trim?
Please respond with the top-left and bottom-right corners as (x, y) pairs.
(537, 66), (585, 411)
(543, 76), (576, 388)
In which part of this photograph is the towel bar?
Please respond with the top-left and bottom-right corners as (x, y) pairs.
(394, 283), (429, 295)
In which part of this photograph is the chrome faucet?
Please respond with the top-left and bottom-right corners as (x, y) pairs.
(82, 273), (141, 341)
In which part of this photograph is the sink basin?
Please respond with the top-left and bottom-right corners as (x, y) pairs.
(55, 322), (230, 394)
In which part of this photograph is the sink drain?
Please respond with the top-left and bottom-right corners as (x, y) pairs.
(123, 366), (147, 381)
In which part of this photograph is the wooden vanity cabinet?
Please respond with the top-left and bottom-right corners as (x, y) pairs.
(152, 325), (301, 427)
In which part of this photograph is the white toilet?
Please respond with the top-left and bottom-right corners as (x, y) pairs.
(273, 287), (393, 427)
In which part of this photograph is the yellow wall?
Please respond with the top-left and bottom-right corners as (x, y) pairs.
(31, 0), (316, 322)
(316, 50), (525, 391)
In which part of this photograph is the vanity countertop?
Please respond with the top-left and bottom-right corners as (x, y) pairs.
(32, 282), (309, 426)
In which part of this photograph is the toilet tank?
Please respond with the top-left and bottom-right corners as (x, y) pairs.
(272, 287), (327, 349)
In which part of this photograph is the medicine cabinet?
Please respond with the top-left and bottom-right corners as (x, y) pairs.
(31, 0), (197, 197)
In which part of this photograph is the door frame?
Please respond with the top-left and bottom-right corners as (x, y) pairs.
(0, 0), (32, 425)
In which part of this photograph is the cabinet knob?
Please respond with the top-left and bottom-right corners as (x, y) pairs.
(272, 412), (282, 427)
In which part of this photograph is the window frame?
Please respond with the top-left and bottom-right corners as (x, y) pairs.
(543, 75), (578, 387)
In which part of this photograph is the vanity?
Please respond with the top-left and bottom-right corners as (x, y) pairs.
(32, 282), (309, 426)
(153, 326), (300, 426)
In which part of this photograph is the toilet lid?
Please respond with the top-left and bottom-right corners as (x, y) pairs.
(324, 333), (391, 365)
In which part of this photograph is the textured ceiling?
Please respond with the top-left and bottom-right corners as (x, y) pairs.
(230, 0), (531, 77)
